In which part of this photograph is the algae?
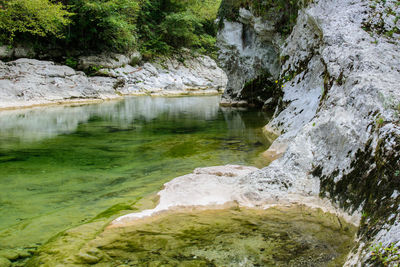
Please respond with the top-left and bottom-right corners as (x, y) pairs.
(0, 96), (272, 265)
(29, 205), (356, 266)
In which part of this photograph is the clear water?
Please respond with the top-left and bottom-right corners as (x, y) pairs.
(0, 96), (272, 254)
(93, 207), (356, 267)
(29, 206), (356, 266)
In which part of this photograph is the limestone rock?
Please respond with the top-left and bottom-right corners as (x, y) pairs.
(216, 8), (281, 106)
(0, 54), (227, 109)
(77, 52), (141, 70)
(217, 0), (400, 265)
(0, 45), (36, 60)
(102, 55), (227, 96)
(0, 46), (13, 59)
(0, 58), (112, 109)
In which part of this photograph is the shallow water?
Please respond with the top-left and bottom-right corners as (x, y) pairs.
(38, 206), (355, 266)
(0, 96), (272, 256)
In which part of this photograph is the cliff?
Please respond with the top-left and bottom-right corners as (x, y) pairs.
(217, 0), (400, 265)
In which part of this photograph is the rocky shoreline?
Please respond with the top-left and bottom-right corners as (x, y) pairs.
(0, 54), (227, 110)
(110, 165), (360, 229)
(1, 0), (399, 265)
(216, 0), (400, 265)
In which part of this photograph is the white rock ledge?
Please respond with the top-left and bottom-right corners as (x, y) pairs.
(110, 165), (360, 228)
(0, 55), (228, 110)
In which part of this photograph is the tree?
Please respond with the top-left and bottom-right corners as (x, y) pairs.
(64, 0), (140, 52)
(0, 0), (72, 43)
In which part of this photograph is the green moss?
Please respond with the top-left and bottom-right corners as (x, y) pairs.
(31, 206), (356, 266)
(90, 203), (138, 221)
(240, 71), (282, 109)
(370, 242), (400, 266)
(316, 58), (334, 111)
(218, 0), (308, 36)
(312, 132), (400, 251)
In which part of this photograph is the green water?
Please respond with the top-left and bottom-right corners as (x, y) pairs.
(94, 207), (356, 267)
(0, 96), (272, 258)
(29, 206), (356, 266)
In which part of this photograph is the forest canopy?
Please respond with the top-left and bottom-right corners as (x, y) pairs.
(0, 0), (222, 58)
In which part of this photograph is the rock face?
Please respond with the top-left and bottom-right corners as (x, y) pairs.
(216, 8), (281, 107)
(0, 45), (36, 60)
(218, 0), (400, 265)
(77, 51), (142, 70)
(0, 55), (227, 109)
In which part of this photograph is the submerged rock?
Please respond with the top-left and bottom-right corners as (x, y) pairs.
(89, 207), (356, 267)
(0, 257), (11, 267)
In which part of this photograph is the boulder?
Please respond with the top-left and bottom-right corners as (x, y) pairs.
(78, 51), (141, 70)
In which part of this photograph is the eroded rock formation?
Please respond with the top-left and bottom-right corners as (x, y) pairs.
(0, 54), (227, 109)
(217, 0), (400, 265)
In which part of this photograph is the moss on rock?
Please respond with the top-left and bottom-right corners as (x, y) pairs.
(239, 71), (282, 109)
(218, 0), (306, 36)
(312, 131), (400, 255)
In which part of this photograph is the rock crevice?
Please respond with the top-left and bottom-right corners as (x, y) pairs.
(218, 0), (400, 265)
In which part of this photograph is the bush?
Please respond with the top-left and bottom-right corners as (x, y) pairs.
(0, 0), (72, 43)
(161, 11), (201, 48)
(0, 0), (222, 58)
(64, 0), (140, 52)
(137, 0), (221, 58)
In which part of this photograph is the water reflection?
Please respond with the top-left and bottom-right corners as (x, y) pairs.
(0, 96), (271, 257)
(0, 96), (270, 144)
(0, 96), (221, 142)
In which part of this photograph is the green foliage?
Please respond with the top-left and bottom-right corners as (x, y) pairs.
(85, 65), (103, 76)
(370, 242), (400, 266)
(0, 0), (221, 58)
(376, 116), (385, 127)
(161, 11), (201, 48)
(136, 0), (221, 59)
(65, 57), (77, 69)
(64, 0), (140, 52)
(0, 0), (72, 43)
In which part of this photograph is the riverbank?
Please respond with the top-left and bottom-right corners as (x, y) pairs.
(0, 55), (227, 110)
(26, 166), (358, 266)
(111, 165), (360, 228)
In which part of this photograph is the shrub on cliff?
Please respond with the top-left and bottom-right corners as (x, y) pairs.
(0, 0), (72, 44)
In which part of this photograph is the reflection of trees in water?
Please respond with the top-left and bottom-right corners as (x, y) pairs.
(220, 107), (272, 146)
(0, 96), (221, 141)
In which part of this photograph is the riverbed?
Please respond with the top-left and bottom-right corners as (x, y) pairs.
(0, 96), (272, 263)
